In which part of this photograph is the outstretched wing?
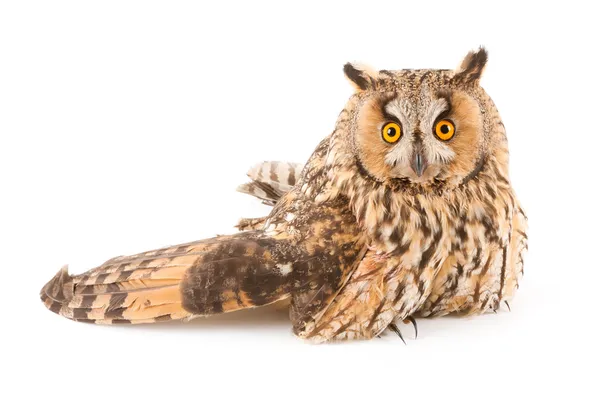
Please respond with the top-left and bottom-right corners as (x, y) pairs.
(41, 139), (370, 337)
(41, 196), (367, 328)
(40, 233), (293, 324)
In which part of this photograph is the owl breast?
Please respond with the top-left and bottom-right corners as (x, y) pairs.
(414, 188), (528, 317)
(356, 178), (527, 318)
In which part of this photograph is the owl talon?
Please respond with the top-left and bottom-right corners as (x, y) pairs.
(404, 316), (418, 339)
(504, 301), (511, 312)
(388, 323), (406, 345)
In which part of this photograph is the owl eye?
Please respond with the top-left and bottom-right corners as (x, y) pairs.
(434, 119), (455, 141)
(382, 122), (402, 144)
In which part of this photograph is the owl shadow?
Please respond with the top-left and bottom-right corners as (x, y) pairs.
(117, 302), (291, 333)
(107, 306), (514, 339)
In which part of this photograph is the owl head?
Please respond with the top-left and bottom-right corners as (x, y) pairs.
(336, 48), (500, 194)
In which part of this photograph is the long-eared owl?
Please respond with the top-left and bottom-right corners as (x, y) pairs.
(40, 48), (527, 343)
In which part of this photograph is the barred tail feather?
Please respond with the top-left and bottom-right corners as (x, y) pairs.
(237, 161), (303, 204)
(236, 181), (283, 205)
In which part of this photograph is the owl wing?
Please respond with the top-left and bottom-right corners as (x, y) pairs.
(40, 194), (367, 328)
(40, 232), (295, 324)
(41, 154), (325, 325)
(41, 140), (370, 333)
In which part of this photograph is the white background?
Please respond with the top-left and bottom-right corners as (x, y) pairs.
(1, 1), (598, 399)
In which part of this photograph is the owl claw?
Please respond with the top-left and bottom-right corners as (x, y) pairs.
(388, 323), (406, 345)
(405, 316), (418, 339)
(504, 301), (511, 312)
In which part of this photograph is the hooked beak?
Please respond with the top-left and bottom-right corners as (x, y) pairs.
(410, 147), (428, 177)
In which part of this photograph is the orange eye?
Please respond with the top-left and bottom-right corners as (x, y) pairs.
(382, 122), (402, 144)
(434, 119), (455, 141)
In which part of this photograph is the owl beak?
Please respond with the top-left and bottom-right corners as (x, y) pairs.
(411, 149), (428, 177)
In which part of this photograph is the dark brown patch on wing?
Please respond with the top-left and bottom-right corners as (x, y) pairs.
(180, 232), (292, 315)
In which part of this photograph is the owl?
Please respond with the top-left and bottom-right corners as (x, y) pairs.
(40, 48), (528, 343)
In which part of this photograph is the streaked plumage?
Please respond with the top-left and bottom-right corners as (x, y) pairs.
(41, 48), (527, 343)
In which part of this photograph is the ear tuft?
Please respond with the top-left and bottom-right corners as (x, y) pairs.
(344, 63), (378, 91)
(454, 47), (488, 85)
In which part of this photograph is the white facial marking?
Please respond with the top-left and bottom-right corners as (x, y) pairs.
(421, 97), (455, 164)
(423, 135), (456, 164)
(385, 98), (415, 133)
(383, 98), (415, 168)
(421, 98), (449, 132)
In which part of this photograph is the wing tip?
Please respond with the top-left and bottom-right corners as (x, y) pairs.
(40, 264), (74, 318)
(40, 264), (193, 324)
